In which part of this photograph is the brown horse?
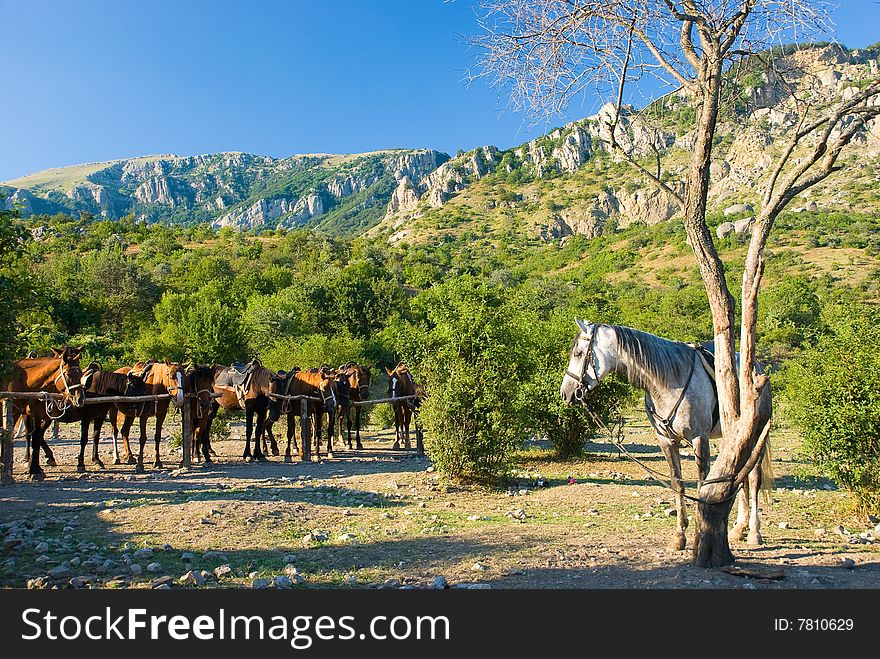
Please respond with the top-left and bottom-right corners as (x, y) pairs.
(385, 362), (418, 450)
(111, 360), (186, 473)
(23, 364), (146, 473)
(2, 347), (87, 480)
(211, 360), (276, 462)
(337, 362), (371, 450)
(188, 364), (219, 463)
(267, 367), (337, 461)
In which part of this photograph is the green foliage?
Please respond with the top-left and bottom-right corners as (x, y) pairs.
(0, 200), (31, 377)
(260, 333), (369, 372)
(781, 303), (880, 513)
(759, 276), (821, 355)
(391, 278), (536, 482)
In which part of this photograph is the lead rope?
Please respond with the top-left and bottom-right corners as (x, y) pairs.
(583, 405), (742, 506)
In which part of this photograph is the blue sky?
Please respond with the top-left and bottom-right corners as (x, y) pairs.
(1, 0), (878, 182)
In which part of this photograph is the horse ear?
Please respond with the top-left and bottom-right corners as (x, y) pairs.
(68, 348), (83, 362)
(575, 318), (591, 334)
(164, 358), (171, 366)
(50, 347), (63, 357)
(384, 366), (394, 377)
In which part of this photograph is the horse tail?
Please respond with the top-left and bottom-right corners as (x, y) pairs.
(759, 425), (774, 504)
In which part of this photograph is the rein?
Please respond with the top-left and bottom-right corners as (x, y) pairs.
(565, 324), (600, 400)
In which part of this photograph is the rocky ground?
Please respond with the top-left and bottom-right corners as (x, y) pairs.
(1, 417), (878, 590)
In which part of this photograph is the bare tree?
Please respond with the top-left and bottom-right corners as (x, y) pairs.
(470, 0), (880, 566)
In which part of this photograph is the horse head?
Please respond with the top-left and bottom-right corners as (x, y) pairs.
(561, 318), (610, 405)
(187, 364), (214, 419)
(332, 370), (351, 406)
(125, 372), (147, 398)
(317, 374), (337, 414)
(268, 370), (291, 422)
(53, 346), (87, 407)
(163, 362), (186, 408)
(351, 364), (371, 399)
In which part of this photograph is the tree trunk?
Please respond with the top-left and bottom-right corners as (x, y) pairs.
(692, 498), (736, 567)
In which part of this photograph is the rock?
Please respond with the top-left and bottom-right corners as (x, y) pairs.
(508, 509), (527, 521)
(345, 575), (358, 586)
(150, 574), (174, 588)
(778, 522), (789, 529)
(36, 554), (52, 564)
(3, 539), (23, 550)
(62, 526), (75, 533)
(34, 541), (50, 553)
(251, 578), (270, 590)
(214, 565), (233, 579)
(337, 533), (357, 542)
(146, 562), (163, 573)
(840, 558), (855, 569)
(47, 564), (73, 580)
(202, 551), (227, 561)
(181, 552), (196, 561)
(733, 216), (754, 234)
(471, 562), (489, 572)
(724, 203), (754, 216)
(664, 508), (677, 517)
(69, 557), (81, 568)
(467, 583), (492, 589)
(154, 583), (171, 590)
(382, 579), (401, 589)
(69, 576), (92, 588)
(129, 563), (143, 576)
(833, 525), (848, 536)
(179, 570), (205, 587)
(431, 575), (449, 589)
(132, 548), (153, 560)
(273, 575), (293, 589)
(284, 564), (299, 576)
(162, 544), (174, 551)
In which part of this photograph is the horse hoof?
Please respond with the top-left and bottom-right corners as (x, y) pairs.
(126, 456), (137, 465)
(283, 455), (292, 463)
(255, 454), (268, 463)
(154, 461), (163, 469)
(271, 447), (280, 457)
(113, 458), (121, 465)
(47, 458), (58, 468)
(29, 470), (46, 482)
(76, 464), (86, 474)
(204, 457), (213, 464)
(747, 532), (763, 547)
(135, 464), (145, 474)
(94, 460), (106, 470)
(391, 442), (400, 450)
(355, 443), (363, 450)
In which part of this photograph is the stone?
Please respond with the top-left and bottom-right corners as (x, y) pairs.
(778, 522), (789, 529)
(35, 541), (49, 553)
(471, 562), (489, 572)
(3, 539), (23, 550)
(146, 562), (163, 573)
(202, 551), (227, 561)
(181, 552), (196, 561)
(724, 203), (754, 216)
(273, 575), (293, 589)
(129, 563), (143, 576)
(47, 564), (73, 580)
(337, 533), (357, 542)
(431, 575), (448, 589)
(252, 578), (270, 590)
(664, 508), (677, 517)
(284, 564), (299, 576)
(214, 565), (233, 579)
(840, 558), (855, 569)
(132, 548), (153, 560)
(154, 584), (171, 590)
(179, 570), (205, 587)
(382, 579), (401, 589)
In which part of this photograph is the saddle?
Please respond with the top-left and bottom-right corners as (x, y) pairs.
(132, 360), (156, 380)
(216, 359), (262, 408)
(691, 342), (720, 429)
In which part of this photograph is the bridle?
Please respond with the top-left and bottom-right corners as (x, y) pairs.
(49, 360), (88, 416)
(565, 324), (601, 401)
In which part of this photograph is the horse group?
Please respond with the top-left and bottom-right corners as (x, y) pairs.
(3, 350), (422, 480)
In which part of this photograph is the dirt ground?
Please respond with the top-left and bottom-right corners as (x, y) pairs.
(1, 415), (878, 589)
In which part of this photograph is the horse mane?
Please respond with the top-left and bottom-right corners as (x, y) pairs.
(608, 325), (695, 390)
(91, 370), (131, 396)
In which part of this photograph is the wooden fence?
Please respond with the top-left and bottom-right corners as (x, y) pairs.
(1, 391), (424, 485)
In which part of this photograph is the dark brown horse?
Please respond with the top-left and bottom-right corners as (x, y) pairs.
(188, 364), (219, 463)
(267, 367), (337, 461)
(2, 347), (87, 480)
(337, 362), (371, 450)
(24, 364), (146, 473)
(385, 362), (418, 450)
(211, 360), (276, 462)
(111, 360), (186, 473)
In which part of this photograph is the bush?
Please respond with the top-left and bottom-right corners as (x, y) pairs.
(781, 303), (880, 513)
(392, 278), (535, 483)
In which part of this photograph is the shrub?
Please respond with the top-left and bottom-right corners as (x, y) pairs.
(781, 303), (880, 513)
(392, 278), (535, 483)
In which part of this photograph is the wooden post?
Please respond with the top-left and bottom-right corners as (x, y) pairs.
(300, 398), (311, 462)
(2, 399), (14, 486)
(414, 410), (425, 456)
(53, 419), (59, 441)
(180, 396), (192, 468)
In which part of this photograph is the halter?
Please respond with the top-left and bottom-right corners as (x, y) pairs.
(194, 388), (214, 419)
(53, 360), (88, 408)
(565, 324), (601, 400)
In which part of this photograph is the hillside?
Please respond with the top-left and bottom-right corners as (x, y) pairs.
(2, 149), (448, 236)
(3, 44), (879, 244)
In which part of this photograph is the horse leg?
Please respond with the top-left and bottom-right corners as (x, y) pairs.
(267, 421), (279, 456)
(391, 405), (401, 450)
(326, 411), (334, 458)
(42, 421), (57, 466)
(284, 413), (294, 463)
(693, 435), (709, 488)
(313, 412), (323, 461)
(344, 408), (353, 449)
(77, 419), (88, 473)
(153, 409), (166, 469)
(110, 413), (121, 465)
(354, 406), (363, 450)
(22, 415), (32, 464)
(253, 405), (267, 462)
(135, 415), (148, 474)
(28, 420), (46, 480)
(121, 415), (137, 464)
(746, 467), (763, 547)
(91, 417), (106, 468)
(658, 436), (687, 550)
(243, 405), (253, 460)
(403, 407), (412, 450)
(729, 487), (749, 543)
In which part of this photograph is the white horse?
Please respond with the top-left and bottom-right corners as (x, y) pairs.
(560, 319), (773, 551)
